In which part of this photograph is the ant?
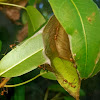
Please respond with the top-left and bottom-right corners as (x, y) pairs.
(38, 64), (54, 72)
(0, 78), (10, 95)
(0, 87), (8, 95)
(9, 43), (16, 49)
(9, 41), (19, 49)
(54, 27), (59, 40)
(38, 65), (46, 70)
(63, 79), (76, 88)
(1, 41), (19, 56)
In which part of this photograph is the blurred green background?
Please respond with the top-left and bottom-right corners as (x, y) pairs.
(0, 0), (100, 100)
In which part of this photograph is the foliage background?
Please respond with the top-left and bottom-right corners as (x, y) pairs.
(0, 0), (100, 100)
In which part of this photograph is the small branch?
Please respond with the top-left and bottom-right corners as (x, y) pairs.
(4, 72), (47, 87)
(0, 2), (26, 10)
(0, 78), (10, 88)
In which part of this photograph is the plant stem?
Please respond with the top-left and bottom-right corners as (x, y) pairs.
(44, 89), (49, 100)
(0, 2), (26, 10)
(4, 72), (47, 87)
(0, 78), (10, 88)
(51, 93), (62, 100)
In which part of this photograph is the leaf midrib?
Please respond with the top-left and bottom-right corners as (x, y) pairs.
(0, 49), (43, 76)
(71, 0), (87, 75)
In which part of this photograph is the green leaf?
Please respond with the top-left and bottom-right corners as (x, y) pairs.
(28, 0), (35, 5)
(0, 33), (47, 77)
(40, 69), (56, 80)
(52, 57), (80, 99)
(22, 11), (28, 24)
(26, 6), (46, 37)
(0, 40), (2, 52)
(49, 0), (100, 78)
(42, 15), (80, 99)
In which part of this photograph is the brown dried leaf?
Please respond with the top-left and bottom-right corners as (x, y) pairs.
(43, 15), (73, 61)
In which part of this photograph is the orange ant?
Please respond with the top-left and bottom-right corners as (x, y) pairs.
(54, 27), (59, 40)
(0, 87), (8, 95)
(63, 79), (76, 88)
(69, 57), (77, 68)
(63, 79), (68, 84)
(38, 65), (46, 70)
(38, 64), (54, 72)
(54, 34), (57, 40)
(70, 54), (76, 63)
(0, 78), (10, 95)
(9, 43), (16, 49)
(9, 41), (19, 49)
(70, 58), (73, 62)
(69, 82), (76, 88)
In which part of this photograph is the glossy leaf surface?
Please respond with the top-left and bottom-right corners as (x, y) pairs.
(0, 33), (47, 77)
(26, 6), (46, 37)
(49, 0), (100, 78)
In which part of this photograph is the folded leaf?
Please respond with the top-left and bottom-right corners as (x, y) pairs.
(42, 15), (80, 99)
(52, 57), (80, 99)
(49, 0), (100, 78)
(0, 33), (47, 77)
(43, 16), (72, 61)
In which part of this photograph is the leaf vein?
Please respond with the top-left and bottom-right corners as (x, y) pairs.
(71, 0), (87, 75)
(0, 49), (43, 76)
